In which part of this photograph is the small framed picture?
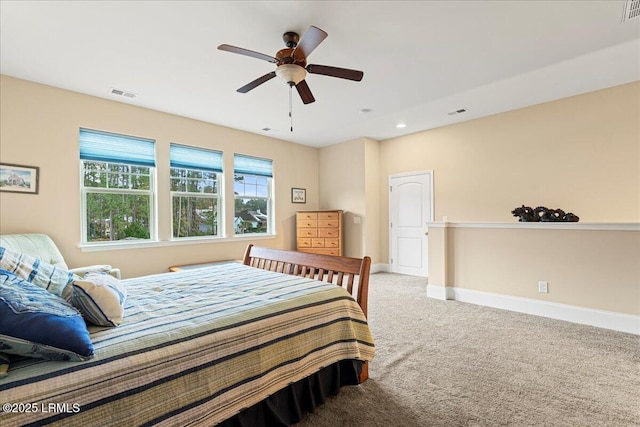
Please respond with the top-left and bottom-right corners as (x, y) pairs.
(291, 188), (306, 204)
(0, 163), (39, 194)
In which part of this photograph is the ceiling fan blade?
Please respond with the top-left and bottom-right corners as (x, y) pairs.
(295, 80), (315, 104)
(307, 64), (364, 81)
(237, 71), (277, 93)
(218, 44), (277, 63)
(293, 26), (328, 60)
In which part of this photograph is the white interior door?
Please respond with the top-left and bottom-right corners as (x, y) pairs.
(389, 172), (432, 277)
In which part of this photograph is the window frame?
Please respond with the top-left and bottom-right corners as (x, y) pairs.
(233, 172), (274, 236)
(80, 160), (157, 245)
(170, 166), (223, 239)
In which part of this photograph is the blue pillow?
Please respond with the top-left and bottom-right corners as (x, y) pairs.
(0, 269), (94, 362)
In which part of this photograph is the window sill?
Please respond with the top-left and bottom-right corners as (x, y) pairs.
(78, 234), (277, 252)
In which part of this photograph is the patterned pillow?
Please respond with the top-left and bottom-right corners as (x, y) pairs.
(72, 273), (127, 326)
(0, 246), (75, 298)
(0, 270), (94, 362)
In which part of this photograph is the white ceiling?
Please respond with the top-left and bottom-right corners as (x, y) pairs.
(1, 1), (639, 148)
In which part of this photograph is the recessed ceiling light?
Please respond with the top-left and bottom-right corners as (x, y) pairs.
(396, 123), (407, 129)
(359, 108), (373, 114)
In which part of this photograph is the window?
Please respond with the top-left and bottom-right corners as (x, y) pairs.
(80, 128), (156, 244)
(234, 154), (273, 235)
(170, 144), (223, 238)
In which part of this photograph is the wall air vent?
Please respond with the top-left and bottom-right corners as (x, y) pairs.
(622, 0), (640, 22)
(110, 88), (137, 99)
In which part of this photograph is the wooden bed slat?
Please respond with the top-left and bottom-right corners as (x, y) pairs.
(243, 244), (371, 318)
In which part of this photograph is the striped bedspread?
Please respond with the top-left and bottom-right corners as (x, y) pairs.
(0, 263), (375, 426)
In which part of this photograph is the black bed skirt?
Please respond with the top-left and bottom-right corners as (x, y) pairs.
(217, 359), (363, 427)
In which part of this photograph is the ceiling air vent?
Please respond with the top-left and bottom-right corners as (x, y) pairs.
(447, 108), (468, 116)
(622, 0), (640, 22)
(110, 88), (137, 99)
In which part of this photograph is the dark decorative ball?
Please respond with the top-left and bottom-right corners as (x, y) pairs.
(511, 205), (536, 222)
(512, 205), (579, 222)
(563, 212), (580, 222)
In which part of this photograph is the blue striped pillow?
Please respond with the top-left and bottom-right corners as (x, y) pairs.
(0, 246), (75, 298)
(71, 273), (127, 327)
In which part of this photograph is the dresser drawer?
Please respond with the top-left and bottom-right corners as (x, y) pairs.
(318, 220), (339, 228)
(318, 228), (340, 238)
(311, 248), (341, 256)
(318, 211), (340, 220)
(311, 238), (325, 248)
(297, 238), (312, 248)
(297, 212), (318, 220)
(297, 228), (318, 238)
(297, 219), (318, 228)
(324, 239), (340, 248)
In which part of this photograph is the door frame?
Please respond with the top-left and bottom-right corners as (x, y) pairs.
(388, 170), (434, 275)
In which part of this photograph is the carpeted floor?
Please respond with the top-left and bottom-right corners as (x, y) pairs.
(296, 273), (640, 427)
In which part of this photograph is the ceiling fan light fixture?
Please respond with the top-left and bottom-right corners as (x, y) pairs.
(276, 64), (307, 86)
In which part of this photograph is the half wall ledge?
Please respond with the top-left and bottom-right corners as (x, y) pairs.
(425, 222), (640, 231)
(425, 221), (639, 334)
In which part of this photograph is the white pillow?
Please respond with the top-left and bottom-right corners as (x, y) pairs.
(71, 273), (127, 326)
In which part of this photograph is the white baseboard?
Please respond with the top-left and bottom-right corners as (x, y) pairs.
(426, 284), (448, 300)
(428, 286), (639, 335)
(371, 263), (389, 273)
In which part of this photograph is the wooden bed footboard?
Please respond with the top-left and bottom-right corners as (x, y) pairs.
(242, 244), (372, 382)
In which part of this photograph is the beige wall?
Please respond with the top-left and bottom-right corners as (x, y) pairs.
(318, 137), (381, 262)
(363, 138), (381, 264)
(0, 75), (319, 278)
(319, 138), (366, 258)
(379, 82), (640, 263)
(438, 225), (639, 315)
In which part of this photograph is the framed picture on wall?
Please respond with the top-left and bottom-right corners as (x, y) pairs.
(0, 163), (39, 194)
(291, 188), (306, 204)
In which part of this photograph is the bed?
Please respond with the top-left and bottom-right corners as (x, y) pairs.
(0, 244), (374, 426)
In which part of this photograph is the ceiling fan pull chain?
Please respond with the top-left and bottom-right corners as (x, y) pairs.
(289, 84), (293, 132)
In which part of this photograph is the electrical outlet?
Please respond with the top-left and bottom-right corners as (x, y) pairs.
(538, 281), (548, 293)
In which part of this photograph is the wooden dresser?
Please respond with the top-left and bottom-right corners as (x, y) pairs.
(296, 210), (343, 256)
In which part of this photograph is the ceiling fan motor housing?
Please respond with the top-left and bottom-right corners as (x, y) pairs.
(282, 31), (299, 48)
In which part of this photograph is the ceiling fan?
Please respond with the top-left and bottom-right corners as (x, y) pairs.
(218, 26), (363, 105)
